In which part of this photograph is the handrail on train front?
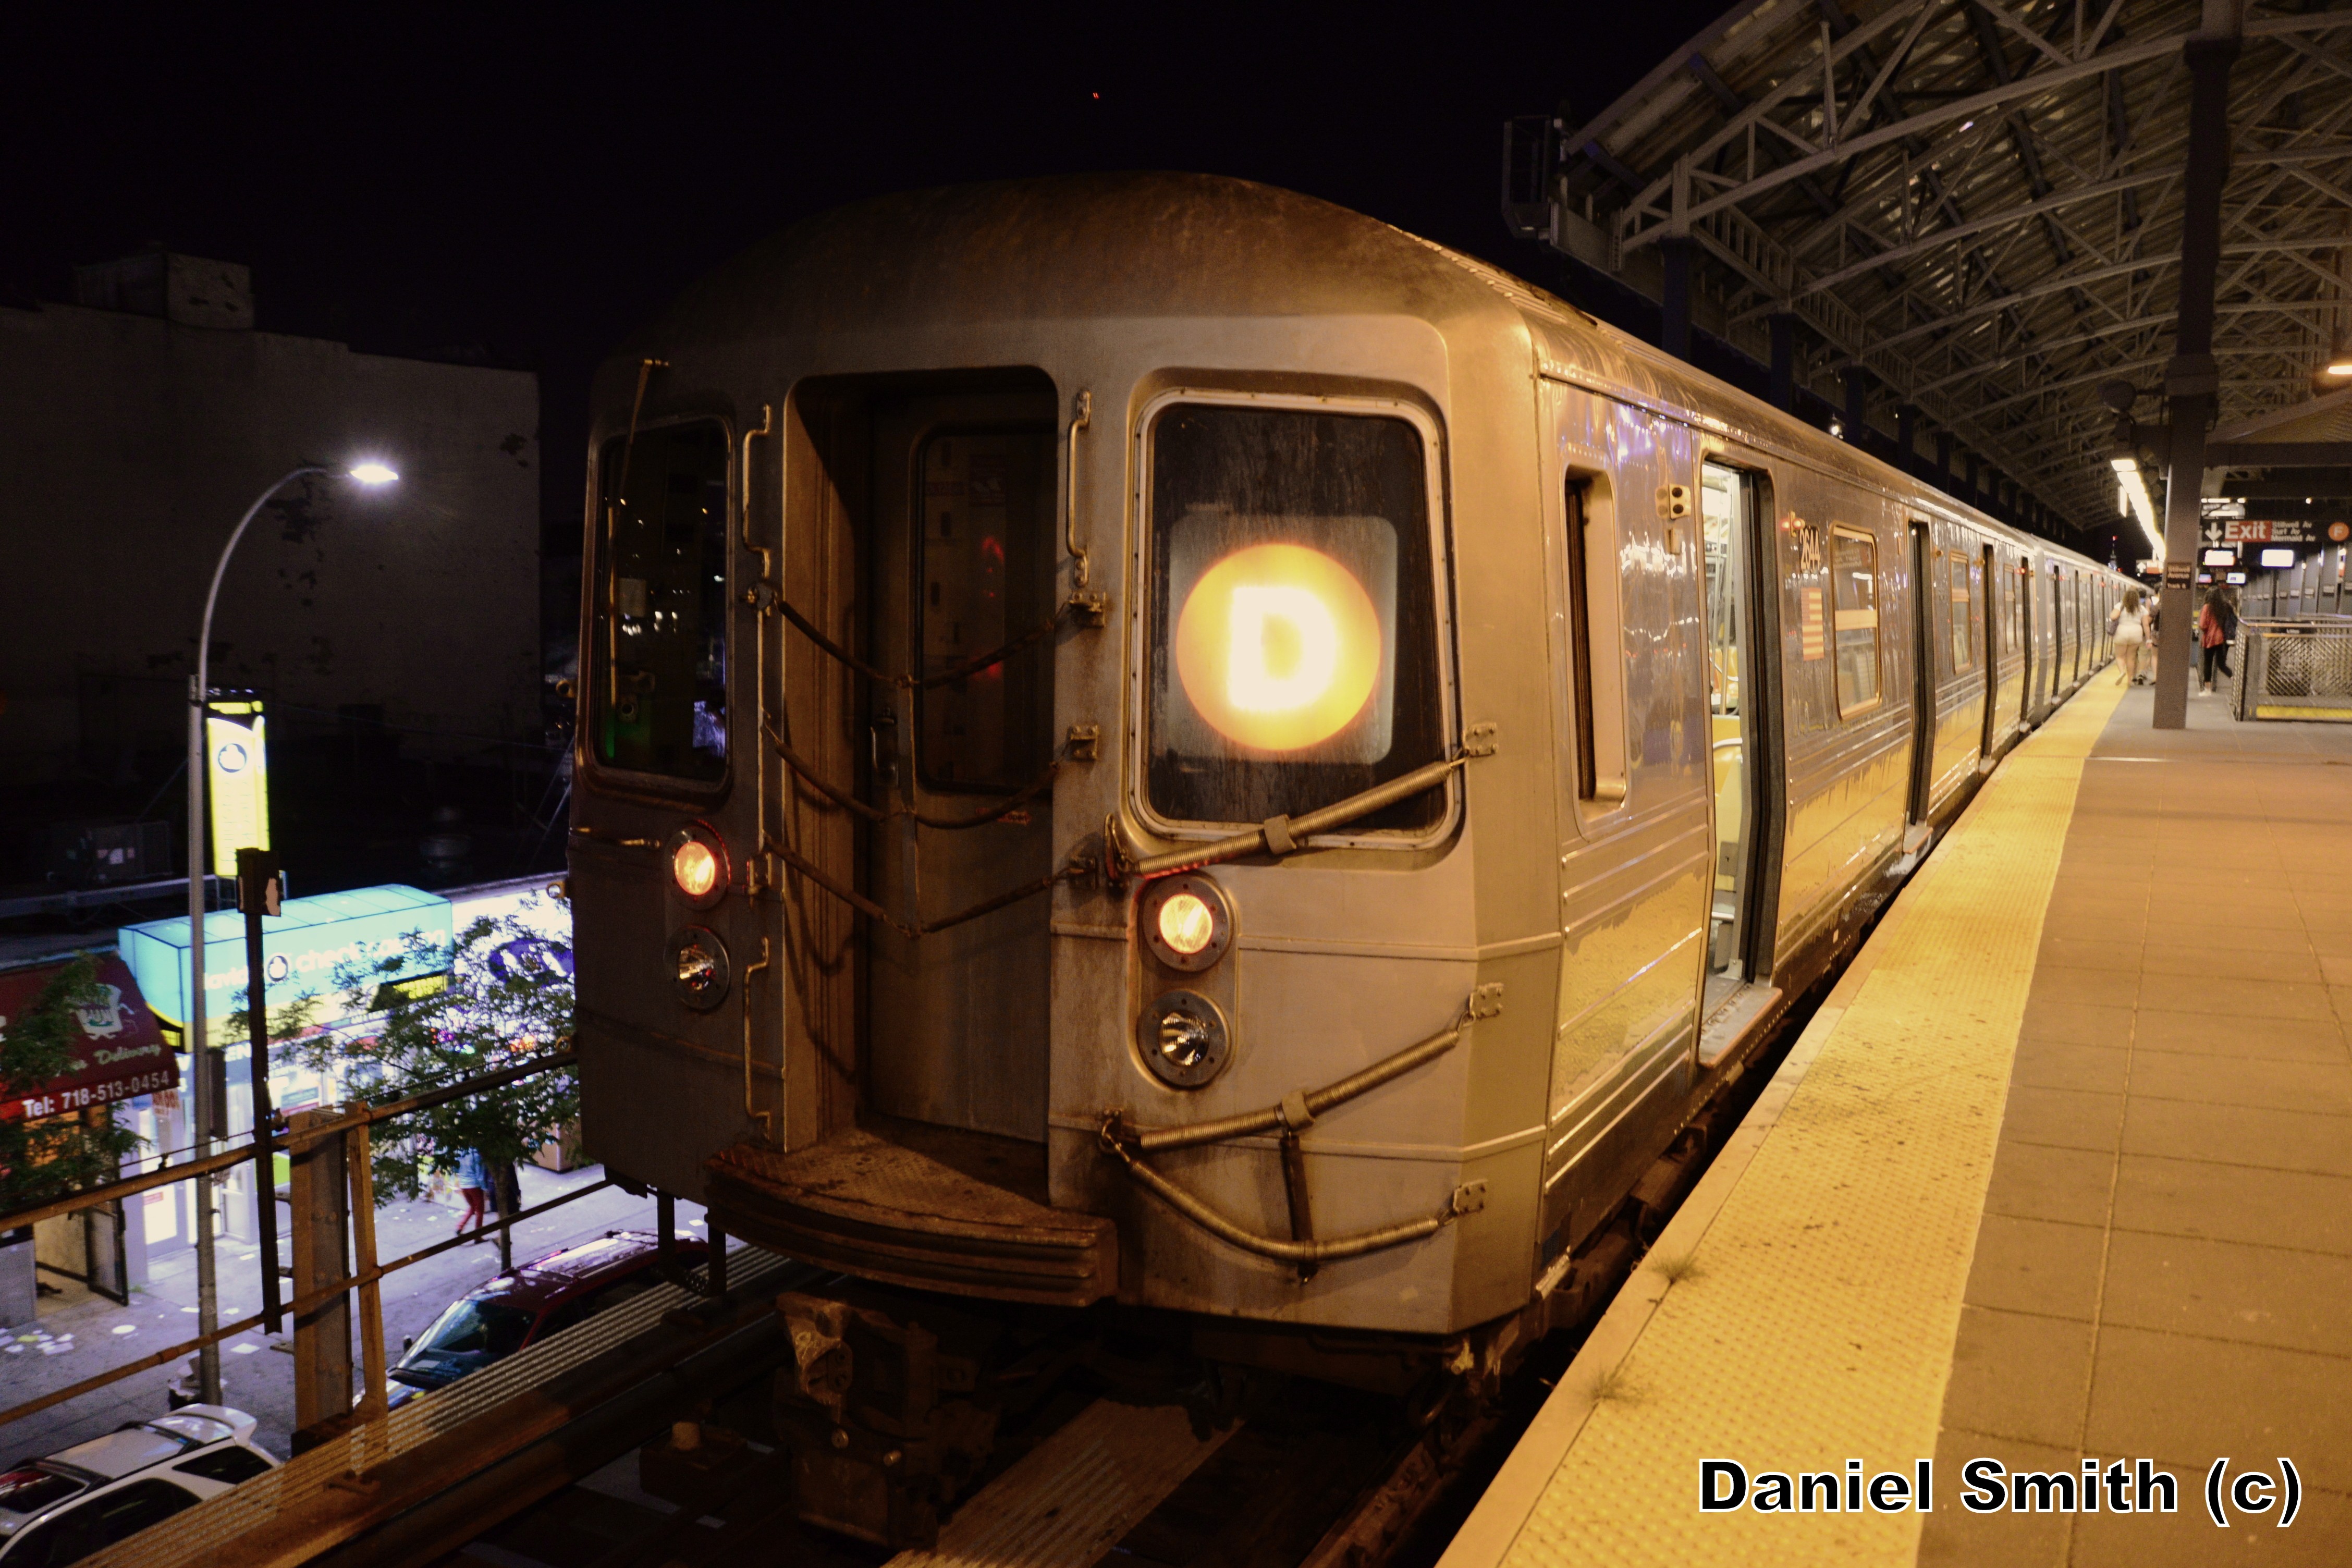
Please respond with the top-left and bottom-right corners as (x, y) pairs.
(1099, 992), (1496, 1266)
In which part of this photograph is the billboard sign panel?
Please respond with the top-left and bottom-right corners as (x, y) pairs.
(206, 700), (270, 879)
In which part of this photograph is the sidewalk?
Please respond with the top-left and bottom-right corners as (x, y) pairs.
(2, 1163), (705, 1460)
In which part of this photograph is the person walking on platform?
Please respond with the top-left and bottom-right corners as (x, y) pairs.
(2198, 589), (2237, 693)
(2111, 585), (2149, 685)
(453, 1146), (491, 1240)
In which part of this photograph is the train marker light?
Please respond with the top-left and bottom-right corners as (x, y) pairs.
(348, 462), (400, 485)
(1158, 891), (1215, 957)
(664, 824), (730, 908)
(672, 838), (719, 899)
(1174, 543), (1381, 752)
(1139, 873), (1233, 973)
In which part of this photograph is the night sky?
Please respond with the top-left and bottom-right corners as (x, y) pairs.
(2, 4), (1724, 552)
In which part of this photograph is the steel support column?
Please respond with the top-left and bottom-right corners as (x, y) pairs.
(1660, 238), (1694, 361)
(2155, 29), (2241, 730)
(1769, 313), (1797, 410)
(1843, 365), (1869, 444)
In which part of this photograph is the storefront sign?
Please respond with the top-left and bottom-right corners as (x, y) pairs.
(119, 884), (455, 1041)
(0, 954), (179, 1121)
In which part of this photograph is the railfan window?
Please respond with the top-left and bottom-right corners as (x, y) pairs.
(915, 428), (1056, 792)
(592, 421), (729, 782)
(1831, 526), (1882, 716)
(1144, 401), (1445, 834)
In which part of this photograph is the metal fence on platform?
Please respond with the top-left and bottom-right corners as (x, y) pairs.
(75, 1242), (793, 1568)
(2231, 618), (2352, 722)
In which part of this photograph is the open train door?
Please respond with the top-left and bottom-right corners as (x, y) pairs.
(1905, 520), (1937, 826)
(1695, 458), (1785, 1067)
(1979, 543), (2001, 763)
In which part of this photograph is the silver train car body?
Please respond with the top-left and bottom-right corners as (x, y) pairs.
(567, 174), (2125, 1356)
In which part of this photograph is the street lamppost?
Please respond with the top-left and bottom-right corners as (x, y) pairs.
(186, 460), (398, 1403)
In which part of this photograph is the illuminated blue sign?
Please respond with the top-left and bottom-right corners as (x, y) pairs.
(119, 884), (454, 1036)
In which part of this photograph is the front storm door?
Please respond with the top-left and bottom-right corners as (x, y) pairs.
(866, 396), (1058, 1141)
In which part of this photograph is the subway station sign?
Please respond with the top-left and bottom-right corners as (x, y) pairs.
(2200, 518), (2319, 547)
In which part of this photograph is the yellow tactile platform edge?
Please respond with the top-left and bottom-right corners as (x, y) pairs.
(1444, 678), (2127, 1568)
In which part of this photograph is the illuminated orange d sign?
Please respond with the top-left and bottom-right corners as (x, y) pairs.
(1174, 544), (1381, 752)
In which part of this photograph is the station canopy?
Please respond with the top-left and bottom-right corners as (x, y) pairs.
(1511, 0), (2352, 536)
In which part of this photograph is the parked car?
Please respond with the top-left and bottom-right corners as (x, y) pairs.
(387, 1229), (704, 1406)
(0, 1407), (277, 1568)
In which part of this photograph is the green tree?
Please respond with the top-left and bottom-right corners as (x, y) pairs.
(291, 913), (577, 1207)
(0, 957), (145, 1216)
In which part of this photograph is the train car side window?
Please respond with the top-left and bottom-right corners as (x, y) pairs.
(1565, 476), (1627, 803)
(1143, 399), (1447, 835)
(1953, 553), (1978, 672)
(591, 421), (730, 782)
(1830, 526), (1882, 716)
(1930, 547), (1953, 680)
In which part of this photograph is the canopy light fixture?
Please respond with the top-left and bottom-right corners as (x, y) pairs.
(2110, 456), (2161, 556)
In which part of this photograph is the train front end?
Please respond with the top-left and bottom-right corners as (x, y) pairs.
(566, 175), (1560, 1545)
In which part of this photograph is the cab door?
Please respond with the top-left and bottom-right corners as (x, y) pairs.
(865, 394), (1059, 1142)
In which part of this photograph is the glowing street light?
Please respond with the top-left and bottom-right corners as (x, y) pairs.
(183, 458), (399, 1403)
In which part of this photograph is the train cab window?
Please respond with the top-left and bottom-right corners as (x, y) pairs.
(1831, 526), (1882, 715)
(592, 421), (730, 782)
(1143, 399), (1446, 836)
(1953, 554), (1978, 672)
(915, 429), (1057, 791)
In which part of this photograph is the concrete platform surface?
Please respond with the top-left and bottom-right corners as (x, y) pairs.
(1441, 677), (2352, 1566)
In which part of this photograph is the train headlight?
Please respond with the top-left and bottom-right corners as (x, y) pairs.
(1138, 874), (1232, 972)
(666, 926), (731, 1011)
(665, 824), (729, 908)
(1141, 990), (1229, 1088)
(1173, 543), (1382, 752)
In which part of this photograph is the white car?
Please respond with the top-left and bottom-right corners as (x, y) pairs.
(0, 1407), (277, 1568)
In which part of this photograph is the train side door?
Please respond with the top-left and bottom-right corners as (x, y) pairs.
(1905, 521), (1937, 824)
(1698, 460), (1777, 1025)
(866, 395), (1059, 1142)
(2017, 556), (2035, 722)
(1978, 545), (2000, 760)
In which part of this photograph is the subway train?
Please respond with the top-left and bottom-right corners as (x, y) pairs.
(566, 173), (2127, 1545)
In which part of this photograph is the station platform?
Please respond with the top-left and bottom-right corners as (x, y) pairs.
(1442, 678), (2352, 1566)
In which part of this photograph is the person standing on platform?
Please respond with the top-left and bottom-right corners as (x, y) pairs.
(453, 1146), (491, 1240)
(2111, 585), (2150, 686)
(2198, 589), (2236, 693)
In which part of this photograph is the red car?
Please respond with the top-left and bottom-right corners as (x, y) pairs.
(388, 1230), (708, 1404)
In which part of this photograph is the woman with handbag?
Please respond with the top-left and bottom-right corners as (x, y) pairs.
(2199, 589), (2236, 693)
